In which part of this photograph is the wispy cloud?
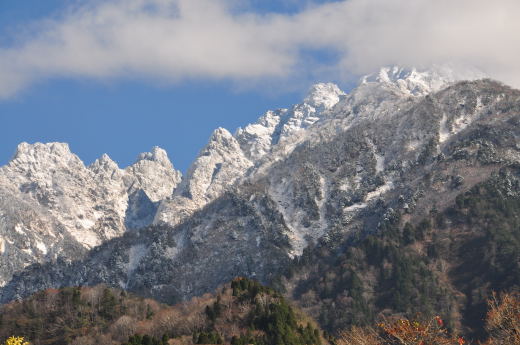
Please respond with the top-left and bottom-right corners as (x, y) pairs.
(0, 0), (518, 98)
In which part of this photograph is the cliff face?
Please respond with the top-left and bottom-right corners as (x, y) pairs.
(0, 143), (181, 287)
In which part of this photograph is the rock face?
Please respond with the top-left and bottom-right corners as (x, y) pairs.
(154, 128), (253, 226)
(154, 83), (346, 228)
(0, 144), (181, 287)
(124, 147), (182, 202)
(4, 66), (515, 305)
(235, 83), (345, 161)
(152, 83), (346, 227)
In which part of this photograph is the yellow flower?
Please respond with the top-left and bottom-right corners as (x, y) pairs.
(5, 336), (30, 345)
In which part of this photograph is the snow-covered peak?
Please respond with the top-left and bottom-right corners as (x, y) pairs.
(171, 127), (251, 204)
(98, 153), (113, 163)
(236, 84), (345, 162)
(0, 141), (183, 252)
(304, 83), (346, 109)
(126, 147), (181, 202)
(361, 65), (486, 96)
(135, 146), (173, 170)
(89, 153), (120, 174)
(235, 110), (284, 161)
(205, 128), (238, 151)
(154, 125), (252, 225)
(10, 142), (82, 167)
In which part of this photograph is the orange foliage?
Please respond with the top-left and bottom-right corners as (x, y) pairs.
(339, 291), (520, 345)
(485, 291), (520, 345)
(339, 316), (463, 345)
(379, 316), (460, 345)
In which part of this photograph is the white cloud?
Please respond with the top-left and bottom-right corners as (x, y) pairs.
(0, 0), (519, 98)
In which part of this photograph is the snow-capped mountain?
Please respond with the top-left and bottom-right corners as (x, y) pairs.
(361, 65), (487, 96)
(0, 143), (181, 286)
(124, 146), (182, 202)
(153, 128), (253, 226)
(3, 65), (510, 304)
(235, 83), (345, 161)
(154, 82), (346, 227)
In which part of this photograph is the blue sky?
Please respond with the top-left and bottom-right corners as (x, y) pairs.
(0, 78), (306, 171)
(0, 0), (517, 171)
(0, 0), (338, 171)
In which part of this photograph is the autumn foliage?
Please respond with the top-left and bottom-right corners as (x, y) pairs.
(485, 292), (520, 345)
(3, 286), (520, 345)
(338, 291), (520, 345)
(0, 279), (326, 345)
(338, 316), (462, 345)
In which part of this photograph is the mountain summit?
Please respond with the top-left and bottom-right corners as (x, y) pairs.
(0, 143), (182, 287)
(362, 65), (487, 96)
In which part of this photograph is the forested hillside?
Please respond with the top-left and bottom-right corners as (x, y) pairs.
(284, 166), (520, 341)
(0, 279), (326, 345)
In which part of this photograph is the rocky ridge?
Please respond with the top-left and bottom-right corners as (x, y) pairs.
(0, 144), (181, 287)
(0, 79), (349, 289)
(2, 66), (512, 305)
(153, 82), (346, 227)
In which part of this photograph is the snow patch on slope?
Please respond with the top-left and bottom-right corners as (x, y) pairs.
(366, 180), (394, 202)
(127, 244), (147, 273)
(439, 114), (450, 143)
(0, 237), (5, 255)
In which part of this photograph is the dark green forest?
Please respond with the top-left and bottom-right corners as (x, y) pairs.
(288, 166), (520, 341)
